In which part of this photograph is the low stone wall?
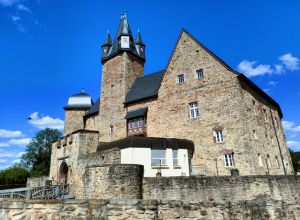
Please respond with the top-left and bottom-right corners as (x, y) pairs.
(85, 164), (144, 199)
(1, 198), (300, 219)
(143, 175), (300, 203)
(26, 176), (49, 188)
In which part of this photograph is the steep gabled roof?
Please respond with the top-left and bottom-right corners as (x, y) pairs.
(124, 70), (164, 105)
(164, 29), (283, 118)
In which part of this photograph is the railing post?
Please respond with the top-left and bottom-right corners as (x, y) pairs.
(26, 189), (32, 200)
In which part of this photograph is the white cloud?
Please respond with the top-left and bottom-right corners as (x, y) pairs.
(279, 53), (300, 71)
(28, 112), (64, 130)
(0, 143), (10, 147)
(0, 129), (24, 138)
(237, 53), (300, 78)
(287, 141), (300, 151)
(282, 121), (300, 138)
(0, 151), (22, 158)
(237, 60), (273, 77)
(0, 0), (18, 6)
(8, 138), (31, 146)
(11, 15), (20, 21)
(17, 4), (31, 12)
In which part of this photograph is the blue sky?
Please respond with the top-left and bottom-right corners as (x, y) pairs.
(0, 0), (300, 169)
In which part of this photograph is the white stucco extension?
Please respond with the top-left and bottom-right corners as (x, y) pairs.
(121, 147), (191, 177)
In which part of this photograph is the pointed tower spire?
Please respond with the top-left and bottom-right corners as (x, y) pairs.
(135, 29), (146, 58)
(101, 30), (112, 58)
(101, 14), (146, 63)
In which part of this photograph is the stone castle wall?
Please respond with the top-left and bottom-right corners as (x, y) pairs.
(85, 164), (144, 200)
(3, 175), (300, 219)
(143, 175), (300, 203)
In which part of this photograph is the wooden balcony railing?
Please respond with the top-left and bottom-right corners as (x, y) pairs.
(128, 126), (147, 136)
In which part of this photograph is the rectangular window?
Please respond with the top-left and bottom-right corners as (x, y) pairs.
(109, 125), (114, 134)
(253, 130), (257, 140)
(172, 149), (179, 166)
(258, 153), (263, 167)
(224, 154), (233, 167)
(253, 100), (257, 116)
(189, 102), (199, 119)
(263, 108), (268, 122)
(214, 130), (224, 143)
(196, 69), (204, 79)
(176, 74), (185, 84)
(151, 149), (166, 166)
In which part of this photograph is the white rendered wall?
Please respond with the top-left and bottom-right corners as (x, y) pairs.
(121, 147), (190, 177)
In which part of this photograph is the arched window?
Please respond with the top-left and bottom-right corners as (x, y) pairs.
(59, 161), (69, 185)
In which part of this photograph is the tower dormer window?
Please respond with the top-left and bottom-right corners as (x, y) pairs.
(121, 36), (130, 48)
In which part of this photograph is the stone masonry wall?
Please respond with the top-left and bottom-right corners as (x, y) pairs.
(99, 52), (144, 143)
(64, 110), (87, 136)
(143, 175), (300, 203)
(26, 176), (49, 188)
(1, 197), (300, 219)
(85, 164), (144, 200)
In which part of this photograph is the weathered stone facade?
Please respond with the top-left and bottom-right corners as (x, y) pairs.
(3, 175), (300, 219)
(48, 16), (294, 202)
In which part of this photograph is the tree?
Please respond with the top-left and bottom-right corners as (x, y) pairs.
(0, 165), (29, 186)
(289, 149), (300, 173)
(21, 128), (62, 177)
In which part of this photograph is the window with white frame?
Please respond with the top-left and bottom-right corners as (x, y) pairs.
(214, 130), (224, 143)
(189, 102), (199, 119)
(172, 149), (179, 166)
(224, 154), (233, 167)
(196, 69), (204, 79)
(151, 149), (167, 166)
(176, 74), (185, 84)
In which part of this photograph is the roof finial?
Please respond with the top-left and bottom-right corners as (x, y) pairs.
(120, 10), (127, 18)
(107, 29), (110, 34)
(81, 88), (85, 93)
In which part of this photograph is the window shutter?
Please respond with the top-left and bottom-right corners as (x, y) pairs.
(213, 131), (216, 143)
(175, 76), (179, 84)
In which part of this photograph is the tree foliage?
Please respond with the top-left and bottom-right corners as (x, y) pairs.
(290, 149), (300, 173)
(0, 165), (29, 185)
(21, 128), (62, 177)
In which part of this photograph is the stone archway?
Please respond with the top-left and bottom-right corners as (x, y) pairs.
(59, 161), (68, 185)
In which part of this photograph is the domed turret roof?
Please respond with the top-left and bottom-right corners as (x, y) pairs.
(64, 90), (94, 110)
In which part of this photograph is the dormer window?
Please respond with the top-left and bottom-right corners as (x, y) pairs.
(176, 74), (185, 84)
(196, 69), (204, 79)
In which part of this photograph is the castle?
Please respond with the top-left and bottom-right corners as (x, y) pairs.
(49, 15), (293, 198)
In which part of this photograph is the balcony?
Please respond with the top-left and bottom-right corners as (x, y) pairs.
(128, 126), (147, 136)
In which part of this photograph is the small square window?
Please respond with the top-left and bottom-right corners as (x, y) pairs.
(253, 130), (257, 140)
(196, 69), (204, 79)
(224, 154), (233, 167)
(176, 74), (185, 84)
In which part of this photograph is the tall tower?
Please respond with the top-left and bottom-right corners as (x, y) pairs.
(99, 15), (146, 142)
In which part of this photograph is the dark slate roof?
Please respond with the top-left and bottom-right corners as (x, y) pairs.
(85, 98), (100, 117)
(97, 136), (194, 152)
(135, 31), (144, 45)
(71, 91), (91, 98)
(64, 104), (92, 110)
(125, 70), (164, 105)
(102, 32), (112, 47)
(124, 107), (148, 119)
(101, 16), (145, 63)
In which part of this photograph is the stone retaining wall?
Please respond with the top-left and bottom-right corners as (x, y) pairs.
(1, 198), (300, 219)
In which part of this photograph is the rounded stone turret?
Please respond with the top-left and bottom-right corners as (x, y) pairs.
(84, 164), (144, 200)
(64, 90), (94, 135)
